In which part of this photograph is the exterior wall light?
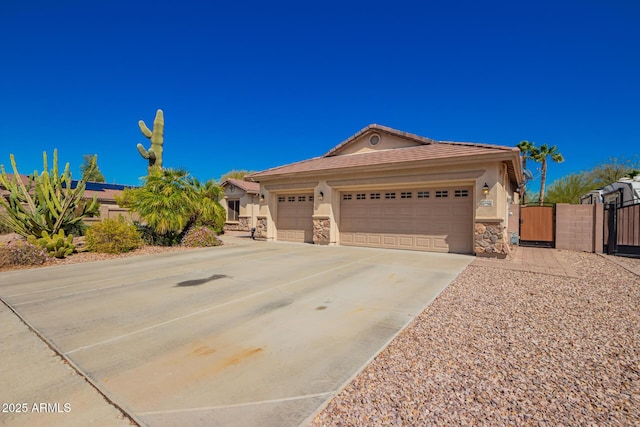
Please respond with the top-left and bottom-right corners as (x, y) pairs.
(260, 194), (265, 202)
(318, 191), (324, 201)
(482, 183), (490, 196)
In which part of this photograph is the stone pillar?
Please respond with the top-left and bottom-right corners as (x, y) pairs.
(313, 216), (330, 245)
(474, 220), (511, 258)
(256, 216), (267, 239)
(238, 216), (251, 231)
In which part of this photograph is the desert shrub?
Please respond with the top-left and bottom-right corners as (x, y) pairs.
(0, 241), (49, 267)
(65, 219), (88, 237)
(136, 223), (182, 246)
(181, 226), (222, 247)
(86, 218), (142, 253)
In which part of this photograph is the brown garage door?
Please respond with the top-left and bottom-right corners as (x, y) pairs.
(277, 194), (314, 243)
(340, 187), (473, 253)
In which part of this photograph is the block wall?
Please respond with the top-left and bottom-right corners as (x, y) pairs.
(555, 204), (597, 252)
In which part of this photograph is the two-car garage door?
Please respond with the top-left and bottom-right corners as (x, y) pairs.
(339, 187), (473, 253)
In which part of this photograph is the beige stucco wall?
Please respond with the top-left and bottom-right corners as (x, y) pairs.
(334, 132), (424, 155)
(255, 158), (517, 252)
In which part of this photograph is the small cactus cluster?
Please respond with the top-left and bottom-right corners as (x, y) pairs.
(136, 109), (164, 173)
(28, 229), (75, 259)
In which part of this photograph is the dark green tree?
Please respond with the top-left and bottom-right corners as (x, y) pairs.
(80, 154), (106, 182)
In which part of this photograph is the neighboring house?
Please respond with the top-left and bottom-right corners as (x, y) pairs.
(0, 175), (134, 225)
(75, 181), (136, 224)
(247, 124), (523, 257)
(220, 178), (260, 231)
(580, 176), (640, 206)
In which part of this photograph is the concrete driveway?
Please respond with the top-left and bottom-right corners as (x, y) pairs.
(0, 238), (471, 426)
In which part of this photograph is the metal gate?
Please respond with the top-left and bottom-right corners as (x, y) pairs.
(604, 202), (640, 256)
(519, 205), (555, 247)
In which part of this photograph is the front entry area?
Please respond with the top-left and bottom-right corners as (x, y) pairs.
(339, 186), (474, 253)
(276, 193), (314, 243)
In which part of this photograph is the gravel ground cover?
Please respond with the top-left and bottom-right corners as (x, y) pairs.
(310, 251), (640, 426)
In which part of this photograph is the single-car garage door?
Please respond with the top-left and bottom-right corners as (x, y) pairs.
(340, 187), (473, 253)
(277, 194), (314, 243)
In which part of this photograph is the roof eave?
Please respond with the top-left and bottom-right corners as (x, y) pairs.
(249, 151), (522, 182)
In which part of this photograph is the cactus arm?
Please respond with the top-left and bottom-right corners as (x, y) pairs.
(139, 120), (153, 138)
(137, 143), (150, 159)
(135, 109), (164, 173)
(9, 154), (38, 214)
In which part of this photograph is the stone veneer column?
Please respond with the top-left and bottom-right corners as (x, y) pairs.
(474, 220), (511, 258)
(238, 216), (251, 231)
(255, 216), (267, 239)
(313, 217), (330, 245)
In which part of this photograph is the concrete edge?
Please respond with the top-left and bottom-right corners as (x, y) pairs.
(298, 255), (475, 427)
(597, 253), (640, 277)
(0, 297), (145, 427)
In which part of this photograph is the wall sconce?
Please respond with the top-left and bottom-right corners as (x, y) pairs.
(482, 183), (490, 196)
(260, 194), (265, 202)
(318, 191), (324, 201)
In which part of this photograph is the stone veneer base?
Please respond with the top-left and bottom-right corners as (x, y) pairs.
(313, 217), (330, 245)
(474, 221), (511, 258)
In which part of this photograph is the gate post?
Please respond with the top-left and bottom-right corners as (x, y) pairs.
(606, 203), (617, 255)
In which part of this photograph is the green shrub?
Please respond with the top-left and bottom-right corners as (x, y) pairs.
(181, 226), (222, 247)
(135, 223), (182, 246)
(86, 218), (143, 253)
(0, 241), (49, 267)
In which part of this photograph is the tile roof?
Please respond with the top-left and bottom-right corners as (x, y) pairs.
(249, 125), (520, 180)
(221, 178), (260, 194)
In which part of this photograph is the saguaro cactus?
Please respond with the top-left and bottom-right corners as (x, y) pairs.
(136, 109), (164, 173)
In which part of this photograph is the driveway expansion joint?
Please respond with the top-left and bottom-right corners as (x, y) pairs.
(0, 296), (143, 427)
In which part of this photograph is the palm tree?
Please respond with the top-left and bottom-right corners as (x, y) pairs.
(516, 140), (537, 204)
(188, 177), (226, 234)
(117, 169), (227, 238)
(130, 168), (196, 234)
(533, 144), (564, 205)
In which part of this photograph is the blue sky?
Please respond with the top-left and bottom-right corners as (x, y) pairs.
(1, 0), (638, 191)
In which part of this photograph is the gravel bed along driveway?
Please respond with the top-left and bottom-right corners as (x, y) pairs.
(309, 251), (640, 426)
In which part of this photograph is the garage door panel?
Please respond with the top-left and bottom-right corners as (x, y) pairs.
(398, 237), (414, 247)
(340, 186), (473, 253)
(366, 235), (381, 245)
(383, 235), (397, 246)
(277, 194), (313, 243)
(433, 238), (449, 249)
(415, 237), (432, 249)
